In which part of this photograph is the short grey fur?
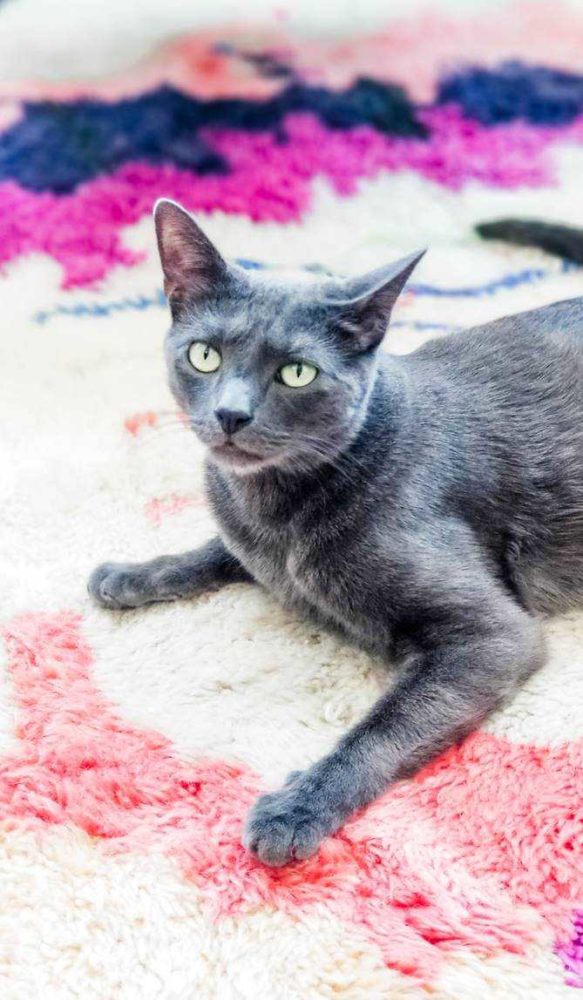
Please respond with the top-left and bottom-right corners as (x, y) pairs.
(89, 201), (583, 866)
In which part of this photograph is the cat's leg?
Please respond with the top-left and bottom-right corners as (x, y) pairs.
(243, 586), (544, 866)
(88, 536), (252, 610)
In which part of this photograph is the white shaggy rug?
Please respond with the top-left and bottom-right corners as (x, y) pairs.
(0, 1), (581, 997)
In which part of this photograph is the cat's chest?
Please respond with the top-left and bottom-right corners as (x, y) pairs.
(207, 467), (398, 655)
(207, 469), (342, 614)
(217, 497), (311, 606)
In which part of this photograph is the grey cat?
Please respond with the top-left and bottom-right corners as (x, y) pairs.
(89, 199), (583, 867)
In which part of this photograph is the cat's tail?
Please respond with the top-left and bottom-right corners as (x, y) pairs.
(476, 219), (583, 264)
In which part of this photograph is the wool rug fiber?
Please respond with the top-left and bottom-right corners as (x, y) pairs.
(0, 1), (582, 997)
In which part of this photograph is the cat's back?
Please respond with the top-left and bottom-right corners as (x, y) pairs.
(408, 296), (583, 388)
(401, 296), (583, 447)
(398, 296), (583, 614)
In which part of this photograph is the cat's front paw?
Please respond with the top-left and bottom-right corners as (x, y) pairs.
(88, 561), (159, 610)
(243, 771), (333, 867)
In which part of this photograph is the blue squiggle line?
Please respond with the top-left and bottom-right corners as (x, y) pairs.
(33, 259), (579, 325)
(35, 290), (167, 325)
(410, 266), (572, 297)
(392, 321), (459, 332)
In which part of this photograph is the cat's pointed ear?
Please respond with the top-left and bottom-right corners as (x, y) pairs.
(333, 250), (425, 350)
(154, 199), (227, 317)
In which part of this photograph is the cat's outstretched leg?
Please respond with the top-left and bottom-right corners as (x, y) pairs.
(244, 586), (544, 867)
(88, 536), (252, 610)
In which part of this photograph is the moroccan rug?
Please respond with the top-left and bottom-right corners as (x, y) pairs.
(0, 2), (582, 997)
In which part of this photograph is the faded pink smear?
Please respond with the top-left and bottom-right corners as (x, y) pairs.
(287, 1), (583, 101)
(0, 101), (21, 131)
(2, 614), (581, 981)
(124, 411), (160, 437)
(145, 492), (207, 526)
(0, 28), (285, 104)
(0, 107), (577, 289)
(123, 410), (188, 438)
(3, 4), (583, 103)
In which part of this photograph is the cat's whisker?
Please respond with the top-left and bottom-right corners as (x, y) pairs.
(153, 417), (191, 430)
(128, 426), (200, 452)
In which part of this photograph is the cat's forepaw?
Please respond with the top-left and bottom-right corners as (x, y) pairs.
(87, 561), (160, 610)
(243, 771), (334, 867)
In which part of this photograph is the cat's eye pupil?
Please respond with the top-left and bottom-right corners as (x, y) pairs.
(188, 341), (221, 374)
(277, 360), (318, 387)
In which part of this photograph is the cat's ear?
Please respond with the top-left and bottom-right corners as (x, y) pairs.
(332, 250), (425, 350)
(154, 199), (228, 317)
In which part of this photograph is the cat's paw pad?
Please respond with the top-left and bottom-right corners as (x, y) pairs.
(243, 776), (329, 867)
(87, 562), (154, 610)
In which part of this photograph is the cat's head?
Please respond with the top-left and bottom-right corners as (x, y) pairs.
(154, 199), (423, 476)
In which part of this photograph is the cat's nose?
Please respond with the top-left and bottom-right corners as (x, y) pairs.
(214, 407), (253, 436)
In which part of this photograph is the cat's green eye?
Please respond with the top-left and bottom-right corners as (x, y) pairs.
(188, 341), (222, 374)
(278, 361), (318, 388)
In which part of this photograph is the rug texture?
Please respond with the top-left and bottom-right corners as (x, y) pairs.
(0, 2), (582, 997)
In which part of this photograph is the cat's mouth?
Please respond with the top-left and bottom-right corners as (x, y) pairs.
(210, 440), (268, 470)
